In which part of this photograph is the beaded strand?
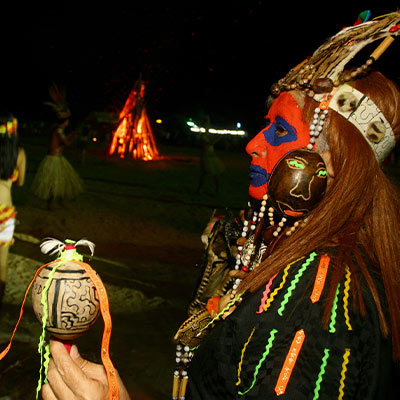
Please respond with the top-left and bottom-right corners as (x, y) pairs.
(173, 344), (193, 400)
(307, 107), (328, 150)
(232, 195), (268, 294)
(268, 205), (306, 237)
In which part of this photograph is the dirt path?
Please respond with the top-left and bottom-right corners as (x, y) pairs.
(0, 141), (250, 399)
(0, 202), (203, 400)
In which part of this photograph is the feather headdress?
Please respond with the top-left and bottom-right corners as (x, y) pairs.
(44, 83), (71, 119)
(271, 10), (400, 163)
(271, 11), (400, 98)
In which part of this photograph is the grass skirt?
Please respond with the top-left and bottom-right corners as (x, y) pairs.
(31, 155), (83, 200)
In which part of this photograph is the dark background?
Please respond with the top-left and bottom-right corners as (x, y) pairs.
(1, 2), (399, 136)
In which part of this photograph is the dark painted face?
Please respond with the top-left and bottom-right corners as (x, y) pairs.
(267, 149), (327, 218)
(246, 92), (310, 200)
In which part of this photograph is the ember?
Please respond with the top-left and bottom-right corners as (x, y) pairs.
(109, 80), (159, 160)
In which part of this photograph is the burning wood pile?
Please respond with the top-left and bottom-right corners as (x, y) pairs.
(109, 80), (159, 160)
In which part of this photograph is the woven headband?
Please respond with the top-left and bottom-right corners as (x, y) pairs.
(316, 84), (396, 161)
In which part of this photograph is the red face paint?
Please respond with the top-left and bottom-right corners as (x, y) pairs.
(246, 93), (310, 200)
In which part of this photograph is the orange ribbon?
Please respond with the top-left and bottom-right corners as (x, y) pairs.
(310, 254), (330, 303)
(0, 260), (119, 400)
(275, 329), (306, 396)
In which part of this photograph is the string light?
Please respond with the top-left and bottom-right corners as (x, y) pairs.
(187, 120), (246, 136)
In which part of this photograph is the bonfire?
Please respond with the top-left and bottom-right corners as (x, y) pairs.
(109, 80), (159, 160)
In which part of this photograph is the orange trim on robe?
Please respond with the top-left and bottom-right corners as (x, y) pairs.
(310, 254), (330, 303)
(275, 329), (306, 396)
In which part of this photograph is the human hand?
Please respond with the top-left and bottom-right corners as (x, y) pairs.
(41, 339), (131, 400)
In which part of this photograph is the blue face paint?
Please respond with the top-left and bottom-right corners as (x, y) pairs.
(246, 92), (311, 200)
(262, 116), (298, 146)
(248, 164), (269, 188)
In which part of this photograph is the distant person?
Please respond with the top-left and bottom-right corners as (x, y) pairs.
(31, 84), (83, 209)
(31, 118), (83, 209)
(197, 115), (225, 194)
(0, 113), (26, 309)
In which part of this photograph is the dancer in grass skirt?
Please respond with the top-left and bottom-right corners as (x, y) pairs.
(31, 84), (83, 209)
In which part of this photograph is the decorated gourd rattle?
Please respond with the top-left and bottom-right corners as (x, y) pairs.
(31, 239), (100, 343)
(0, 238), (120, 400)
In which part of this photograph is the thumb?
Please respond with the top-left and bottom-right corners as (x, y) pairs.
(69, 344), (81, 361)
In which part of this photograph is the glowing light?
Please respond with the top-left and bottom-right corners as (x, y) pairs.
(187, 119), (246, 136)
(92, 137), (97, 142)
(108, 81), (160, 161)
(208, 128), (246, 136)
(156, 119), (162, 124)
(190, 126), (207, 133)
(189, 124), (246, 136)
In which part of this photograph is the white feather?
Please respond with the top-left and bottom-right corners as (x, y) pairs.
(75, 239), (95, 256)
(40, 238), (65, 256)
(40, 237), (96, 258)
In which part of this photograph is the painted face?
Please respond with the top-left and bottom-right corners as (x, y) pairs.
(267, 149), (327, 218)
(246, 92), (310, 200)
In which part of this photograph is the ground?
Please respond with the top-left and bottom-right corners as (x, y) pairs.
(0, 135), (250, 400)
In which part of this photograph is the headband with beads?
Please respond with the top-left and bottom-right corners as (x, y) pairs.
(271, 11), (400, 162)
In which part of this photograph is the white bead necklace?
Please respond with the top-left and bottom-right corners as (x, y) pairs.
(307, 107), (328, 150)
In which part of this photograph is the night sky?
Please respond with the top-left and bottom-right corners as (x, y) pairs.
(2, 2), (400, 136)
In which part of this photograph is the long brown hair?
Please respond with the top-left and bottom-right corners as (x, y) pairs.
(239, 71), (400, 359)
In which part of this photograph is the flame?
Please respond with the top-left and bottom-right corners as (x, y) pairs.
(108, 82), (160, 161)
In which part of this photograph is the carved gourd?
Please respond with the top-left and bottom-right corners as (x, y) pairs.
(31, 239), (100, 340)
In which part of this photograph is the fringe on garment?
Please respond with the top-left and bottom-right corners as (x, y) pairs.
(31, 155), (83, 200)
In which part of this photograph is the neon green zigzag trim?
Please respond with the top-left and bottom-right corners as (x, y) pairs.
(278, 252), (317, 316)
(313, 348), (330, 400)
(198, 293), (243, 337)
(263, 256), (305, 312)
(35, 247), (85, 398)
(238, 328), (278, 395)
(329, 283), (341, 333)
(35, 262), (62, 399)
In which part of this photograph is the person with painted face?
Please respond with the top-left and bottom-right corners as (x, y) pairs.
(41, 12), (400, 400)
(186, 14), (400, 399)
(246, 92), (311, 201)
